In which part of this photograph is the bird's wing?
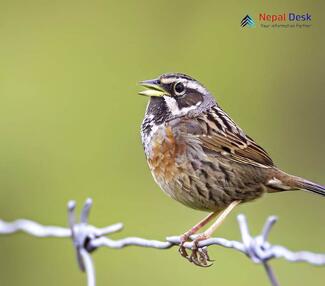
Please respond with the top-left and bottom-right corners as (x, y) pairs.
(180, 106), (274, 168)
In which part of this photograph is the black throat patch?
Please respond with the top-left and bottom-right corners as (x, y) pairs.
(141, 96), (170, 138)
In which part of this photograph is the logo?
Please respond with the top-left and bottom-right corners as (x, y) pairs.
(241, 15), (255, 27)
(259, 12), (311, 22)
(240, 12), (312, 29)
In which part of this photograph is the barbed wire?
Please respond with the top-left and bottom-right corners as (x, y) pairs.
(0, 198), (324, 286)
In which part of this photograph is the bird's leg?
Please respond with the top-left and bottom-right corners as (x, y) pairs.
(189, 200), (241, 267)
(179, 212), (218, 258)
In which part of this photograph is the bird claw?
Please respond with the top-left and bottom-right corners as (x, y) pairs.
(178, 234), (190, 258)
(179, 236), (214, 267)
(178, 244), (188, 258)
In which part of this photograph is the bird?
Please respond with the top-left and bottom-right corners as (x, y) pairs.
(139, 73), (325, 267)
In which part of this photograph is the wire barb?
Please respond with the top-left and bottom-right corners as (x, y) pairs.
(0, 198), (324, 286)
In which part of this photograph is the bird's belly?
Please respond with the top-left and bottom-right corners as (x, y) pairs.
(145, 126), (267, 212)
(151, 172), (230, 212)
(150, 160), (267, 212)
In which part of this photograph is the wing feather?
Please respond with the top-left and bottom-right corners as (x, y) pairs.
(181, 106), (274, 168)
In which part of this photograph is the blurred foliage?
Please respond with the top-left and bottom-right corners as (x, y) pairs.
(0, 0), (324, 285)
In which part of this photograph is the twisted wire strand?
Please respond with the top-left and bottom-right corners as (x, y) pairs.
(0, 199), (324, 286)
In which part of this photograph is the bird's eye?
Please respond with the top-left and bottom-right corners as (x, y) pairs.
(173, 81), (185, 96)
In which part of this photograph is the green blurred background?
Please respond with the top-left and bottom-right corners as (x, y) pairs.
(0, 0), (324, 285)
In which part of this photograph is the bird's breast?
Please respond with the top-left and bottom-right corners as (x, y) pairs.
(146, 125), (186, 183)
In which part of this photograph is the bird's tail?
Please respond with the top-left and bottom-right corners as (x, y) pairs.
(292, 178), (325, 196)
(267, 169), (325, 196)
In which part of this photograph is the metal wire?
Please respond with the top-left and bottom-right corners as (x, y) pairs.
(0, 198), (324, 286)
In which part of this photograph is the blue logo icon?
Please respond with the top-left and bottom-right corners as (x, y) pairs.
(241, 15), (255, 27)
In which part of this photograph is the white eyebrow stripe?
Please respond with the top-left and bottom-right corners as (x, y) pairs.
(160, 76), (191, 85)
(186, 81), (207, 94)
(160, 77), (177, 84)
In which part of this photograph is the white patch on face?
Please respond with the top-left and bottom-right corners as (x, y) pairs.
(163, 96), (179, 114)
(163, 96), (202, 116)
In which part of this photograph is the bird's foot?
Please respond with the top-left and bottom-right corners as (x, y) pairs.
(179, 234), (214, 267)
(178, 233), (190, 258)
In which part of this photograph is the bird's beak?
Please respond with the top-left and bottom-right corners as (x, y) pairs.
(138, 79), (168, 97)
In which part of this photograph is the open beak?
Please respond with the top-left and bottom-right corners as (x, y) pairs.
(138, 79), (168, 97)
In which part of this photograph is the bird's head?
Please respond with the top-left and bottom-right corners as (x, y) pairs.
(139, 73), (216, 123)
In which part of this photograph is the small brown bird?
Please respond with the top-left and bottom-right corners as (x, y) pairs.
(139, 73), (325, 267)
